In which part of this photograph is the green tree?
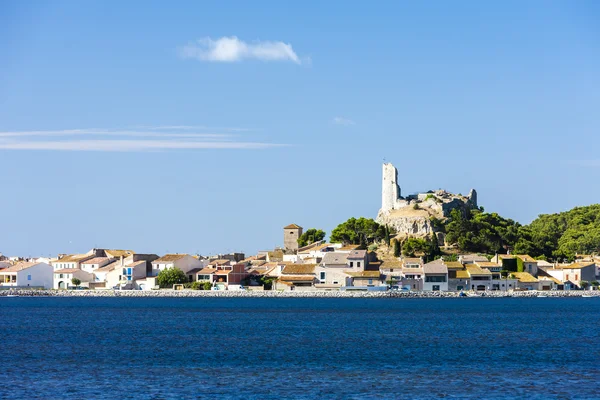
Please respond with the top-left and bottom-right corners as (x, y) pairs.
(392, 238), (401, 257)
(156, 267), (188, 288)
(580, 281), (590, 290)
(71, 277), (81, 287)
(330, 217), (387, 245)
(297, 228), (326, 247)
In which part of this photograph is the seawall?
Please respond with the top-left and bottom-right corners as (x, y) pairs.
(1, 289), (599, 298)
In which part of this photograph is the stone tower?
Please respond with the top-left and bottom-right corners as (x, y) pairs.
(468, 189), (478, 208)
(381, 163), (401, 212)
(283, 223), (303, 252)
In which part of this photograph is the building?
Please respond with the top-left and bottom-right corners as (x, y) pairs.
(516, 255), (539, 276)
(91, 259), (147, 290)
(53, 268), (94, 289)
(275, 264), (315, 291)
(558, 263), (596, 288)
(283, 223), (303, 252)
(80, 257), (112, 274)
(423, 262), (448, 291)
(345, 271), (385, 288)
(51, 254), (95, 270)
(465, 264), (492, 291)
(0, 262), (53, 289)
(347, 250), (368, 271)
(150, 254), (204, 277)
(512, 272), (540, 291)
(314, 253), (351, 290)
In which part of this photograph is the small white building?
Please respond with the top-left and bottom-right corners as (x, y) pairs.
(423, 262), (448, 291)
(150, 254), (204, 277)
(53, 269), (94, 289)
(80, 257), (112, 274)
(0, 262), (53, 289)
(51, 254), (94, 271)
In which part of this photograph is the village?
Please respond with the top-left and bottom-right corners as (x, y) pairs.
(2, 162), (600, 295)
(1, 221), (599, 294)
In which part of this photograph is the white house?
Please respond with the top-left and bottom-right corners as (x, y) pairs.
(53, 269), (94, 289)
(51, 254), (94, 271)
(150, 254), (204, 277)
(0, 262), (53, 289)
(423, 262), (448, 291)
(80, 257), (112, 274)
(91, 260), (148, 290)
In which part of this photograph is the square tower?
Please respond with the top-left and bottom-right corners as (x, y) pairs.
(283, 223), (303, 252)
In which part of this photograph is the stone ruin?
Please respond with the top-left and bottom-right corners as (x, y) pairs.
(376, 163), (477, 238)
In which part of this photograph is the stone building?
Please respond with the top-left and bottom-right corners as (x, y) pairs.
(283, 223), (303, 252)
(376, 162), (478, 237)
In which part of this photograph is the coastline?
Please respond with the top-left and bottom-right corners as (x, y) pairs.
(1, 289), (599, 298)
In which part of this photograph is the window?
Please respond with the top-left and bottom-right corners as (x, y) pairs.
(356, 262), (361, 269)
(333, 281), (339, 284)
(349, 262), (354, 268)
(127, 268), (132, 275)
(320, 272), (326, 281)
(27, 275), (32, 281)
(59, 274), (63, 278)
(368, 279), (373, 285)
(390, 269), (394, 272)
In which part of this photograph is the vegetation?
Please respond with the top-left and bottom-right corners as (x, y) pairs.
(330, 217), (389, 246)
(515, 205), (600, 261)
(392, 238), (401, 257)
(297, 228), (326, 247)
(401, 233), (440, 261)
(71, 278), (81, 287)
(441, 204), (600, 262)
(445, 209), (520, 255)
(156, 267), (188, 288)
(580, 281), (590, 290)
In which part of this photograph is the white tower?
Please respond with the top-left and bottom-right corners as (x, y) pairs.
(382, 163), (401, 212)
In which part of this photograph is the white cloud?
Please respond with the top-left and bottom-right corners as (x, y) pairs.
(0, 127), (284, 152)
(0, 140), (282, 152)
(332, 117), (356, 126)
(0, 129), (229, 139)
(179, 36), (302, 64)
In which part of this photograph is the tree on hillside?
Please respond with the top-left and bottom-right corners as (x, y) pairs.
(401, 234), (440, 261)
(297, 228), (326, 247)
(392, 239), (401, 257)
(156, 268), (188, 288)
(330, 217), (388, 246)
(445, 209), (520, 254)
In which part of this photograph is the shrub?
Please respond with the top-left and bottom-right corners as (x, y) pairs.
(413, 203), (420, 210)
(156, 268), (188, 288)
(202, 281), (212, 290)
(190, 281), (204, 290)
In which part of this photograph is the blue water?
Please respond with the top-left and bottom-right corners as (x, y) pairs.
(1, 297), (599, 399)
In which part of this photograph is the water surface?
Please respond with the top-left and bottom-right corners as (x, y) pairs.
(1, 297), (599, 399)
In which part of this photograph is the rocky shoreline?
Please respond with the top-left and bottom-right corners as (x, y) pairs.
(1, 289), (599, 298)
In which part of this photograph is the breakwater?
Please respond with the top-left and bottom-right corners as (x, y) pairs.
(1, 289), (598, 298)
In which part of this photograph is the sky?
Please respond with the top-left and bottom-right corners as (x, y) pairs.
(1, 1), (599, 257)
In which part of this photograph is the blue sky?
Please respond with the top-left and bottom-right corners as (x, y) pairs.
(1, 1), (599, 257)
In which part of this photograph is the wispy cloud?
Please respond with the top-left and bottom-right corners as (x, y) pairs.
(179, 36), (302, 64)
(0, 140), (281, 152)
(332, 117), (356, 126)
(0, 127), (284, 152)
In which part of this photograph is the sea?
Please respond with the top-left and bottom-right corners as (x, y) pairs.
(0, 297), (599, 399)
